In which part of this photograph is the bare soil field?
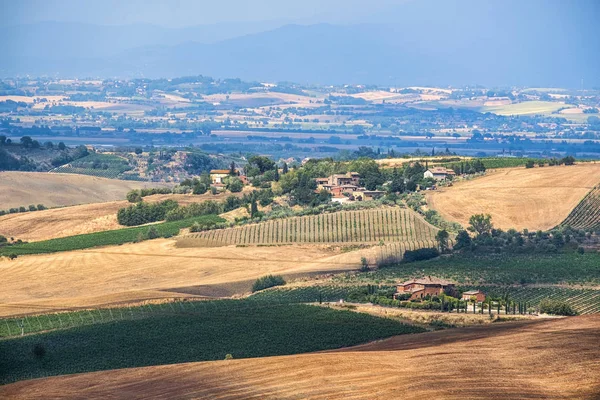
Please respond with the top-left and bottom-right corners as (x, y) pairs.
(3, 315), (597, 399)
(0, 240), (370, 317)
(427, 164), (600, 231)
(0, 191), (247, 242)
(0, 172), (162, 209)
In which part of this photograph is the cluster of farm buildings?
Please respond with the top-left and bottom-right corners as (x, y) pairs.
(394, 276), (485, 302)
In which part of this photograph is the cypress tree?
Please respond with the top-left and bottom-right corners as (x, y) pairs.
(282, 163), (288, 174)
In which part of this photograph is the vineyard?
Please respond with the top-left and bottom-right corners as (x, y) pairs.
(459, 286), (600, 315)
(51, 153), (135, 179)
(559, 186), (600, 230)
(180, 207), (439, 248)
(248, 285), (600, 315)
(0, 300), (423, 384)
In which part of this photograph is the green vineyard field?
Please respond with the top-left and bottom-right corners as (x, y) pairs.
(459, 286), (600, 315)
(180, 207), (439, 247)
(560, 186), (600, 230)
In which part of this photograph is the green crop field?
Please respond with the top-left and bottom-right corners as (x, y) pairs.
(0, 215), (225, 256)
(560, 186), (600, 231)
(479, 101), (567, 116)
(0, 300), (424, 384)
(335, 252), (600, 286)
(182, 207), (439, 248)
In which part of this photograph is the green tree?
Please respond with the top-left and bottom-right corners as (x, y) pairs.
(250, 200), (258, 218)
(282, 162), (289, 174)
(226, 177), (243, 193)
(454, 230), (472, 250)
(468, 214), (493, 237)
(435, 229), (450, 253)
(58, 142), (66, 150)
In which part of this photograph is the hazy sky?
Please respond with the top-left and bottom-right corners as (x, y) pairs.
(1, 0), (408, 27)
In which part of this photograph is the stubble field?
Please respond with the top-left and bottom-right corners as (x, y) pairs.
(0, 172), (161, 209)
(427, 164), (600, 231)
(0, 239), (374, 317)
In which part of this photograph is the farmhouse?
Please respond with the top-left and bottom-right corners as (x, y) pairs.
(209, 169), (245, 185)
(424, 167), (456, 181)
(394, 276), (455, 300)
(461, 290), (486, 302)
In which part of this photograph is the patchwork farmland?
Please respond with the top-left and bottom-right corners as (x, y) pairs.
(180, 207), (438, 247)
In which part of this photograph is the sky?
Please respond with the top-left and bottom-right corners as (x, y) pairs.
(1, 0), (408, 27)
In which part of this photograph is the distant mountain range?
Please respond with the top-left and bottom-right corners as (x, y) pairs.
(1, 0), (598, 87)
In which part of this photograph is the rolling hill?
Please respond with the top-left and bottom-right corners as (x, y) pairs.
(427, 164), (600, 231)
(2, 315), (598, 399)
(0, 172), (165, 210)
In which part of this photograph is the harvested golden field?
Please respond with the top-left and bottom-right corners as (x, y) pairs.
(3, 315), (598, 399)
(0, 239), (370, 317)
(427, 164), (600, 231)
(0, 192), (247, 242)
(0, 172), (161, 209)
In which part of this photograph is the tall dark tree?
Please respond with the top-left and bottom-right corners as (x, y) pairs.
(282, 162), (289, 174)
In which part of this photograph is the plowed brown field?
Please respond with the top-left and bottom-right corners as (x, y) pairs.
(2, 315), (598, 399)
(0, 239), (374, 317)
(427, 164), (600, 231)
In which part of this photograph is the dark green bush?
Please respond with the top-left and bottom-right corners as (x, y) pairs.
(538, 298), (577, 316)
(252, 275), (286, 292)
(402, 248), (440, 263)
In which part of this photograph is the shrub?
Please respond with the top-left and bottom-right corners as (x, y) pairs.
(126, 190), (142, 203)
(539, 298), (577, 316)
(146, 226), (160, 239)
(224, 353), (234, 360)
(28, 204), (37, 211)
(193, 183), (207, 195)
(252, 275), (286, 292)
(36, 204), (46, 211)
(402, 248), (440, 263)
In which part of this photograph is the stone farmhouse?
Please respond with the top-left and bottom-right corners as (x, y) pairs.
(394, 276), (455, 300)
(315, 172), (384, 202)
(461, 290), (486, 302)
(424, 167), (456, 181)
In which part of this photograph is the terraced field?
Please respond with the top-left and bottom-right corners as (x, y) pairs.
(559, 186), (600, 230)
(179, 207), (439, 248)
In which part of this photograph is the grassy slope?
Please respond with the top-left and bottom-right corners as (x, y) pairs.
(0, 302), (423, 385)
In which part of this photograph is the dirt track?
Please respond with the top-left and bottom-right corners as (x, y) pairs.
(0, 239), (375, 317)
(427, 164), (600, 231)
(2, 315), (598, 399)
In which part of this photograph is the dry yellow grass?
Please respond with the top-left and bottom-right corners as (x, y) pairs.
(2, 315), (597, 399)
(0, 172), (161, 209)
(0, 239), (370, 317)
(427, 164), (600, 231)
